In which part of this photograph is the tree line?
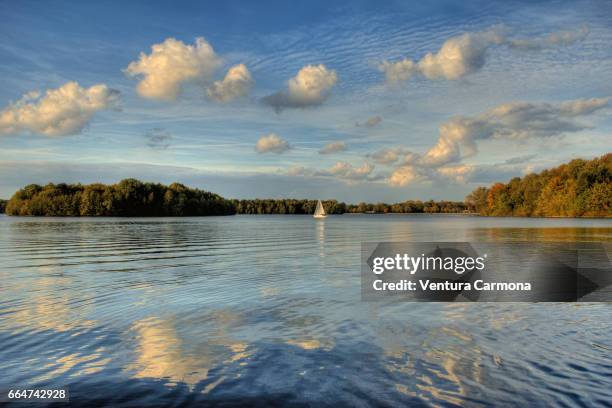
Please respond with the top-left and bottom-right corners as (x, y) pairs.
(345, 200), (468, 214)
(4, 179), (236, 216)
(232, 199), (347, 214)
(465, 153), (611, 217)
(2, 154), (609, 217)
(2, 187), (468, 216)
(231, 199), (468, 214)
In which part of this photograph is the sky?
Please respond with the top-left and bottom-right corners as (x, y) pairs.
(0, 0), (611, 202)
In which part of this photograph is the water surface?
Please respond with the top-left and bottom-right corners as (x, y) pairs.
(1, 214), (611, 406)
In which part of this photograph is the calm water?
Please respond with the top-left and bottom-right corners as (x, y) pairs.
(0, 214), (611, 407)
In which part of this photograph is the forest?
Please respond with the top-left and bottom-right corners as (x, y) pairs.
(4, 179), (236, 216)
(1, 191), (467, 216)
(465, 153), (611, 217)
(2, 154), (609, 217)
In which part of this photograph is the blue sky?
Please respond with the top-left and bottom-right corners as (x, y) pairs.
(0, 0), (611, 201)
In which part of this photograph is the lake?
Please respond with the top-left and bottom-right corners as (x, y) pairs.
(0, 214), (611, 407)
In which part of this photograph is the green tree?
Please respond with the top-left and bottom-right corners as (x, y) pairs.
(6, 180), (236, 217)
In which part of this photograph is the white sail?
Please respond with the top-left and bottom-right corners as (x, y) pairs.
(314, 200), (327, 218)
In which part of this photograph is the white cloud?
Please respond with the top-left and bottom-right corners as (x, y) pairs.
(356, 116), (382, 128)
(435, 160), (545, 185)
(0, 81), (120, 137)
(255, 133), (291, 154)
(392, 161), (528, 187)
(288, 64), (337, 104)
(435, 164), (474, 183)
(368, 147), (415, 165)
(207, 64), (254, 103)
(421, 97), (609, 167)
(388, 165), (426, 187)
(281, 97), (607, 188)
(509, 26), (589, 50)
(385, 97), (608, 186)
(378, 59), (417, 85)
(318, 161), (374, 181)
(125, 37), (221, 101)
(319, 141), (347, 154)
(287, 161), (375, 182)
(379, 27), (505, 84)
(379, 26), (588, 84)
(262, 64), (337, 111)
(419, 29), (505, 80)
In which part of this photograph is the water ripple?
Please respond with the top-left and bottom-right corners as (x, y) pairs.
(0, 215), (611, 406)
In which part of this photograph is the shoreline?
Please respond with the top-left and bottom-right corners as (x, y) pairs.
(1, 212), (611, 219)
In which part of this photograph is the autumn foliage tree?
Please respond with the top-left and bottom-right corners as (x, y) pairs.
(465, 154), (611, 217)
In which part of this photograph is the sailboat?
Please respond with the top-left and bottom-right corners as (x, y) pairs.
(313, 200), (327, 219)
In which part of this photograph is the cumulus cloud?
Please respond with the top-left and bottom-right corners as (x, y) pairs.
(379, 27), (505, 84)
(319, 141), (347, 154)
(421, 97), (609, 167)
(508, 26), (589, 50)
(125, 37), (221, 101)
(356, 116), (382, 128)
(287, 161), (375, 182)
(368, 147), (416, 165)
(388, 165), (427, 187)
(255, 133), (291, 154)
(144, 128), (173, 149)
(207, 64), (254, 102)
(316, 161), (375, 181)
(379, 26), (588, 84)
(378, 59), (417, 85)
(286, 97), (606, 188)
(0, 81), (120, 137)
(435, 164), (474, 183)
(384, 97), (608, 187)
(434, 160), (544, 185)
(261, 64), (337, 112)
(391, 161), (535, 187)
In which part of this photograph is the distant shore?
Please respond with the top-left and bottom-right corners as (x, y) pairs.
(1, 153), (610, 218)
(3, 212), (611, 219)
